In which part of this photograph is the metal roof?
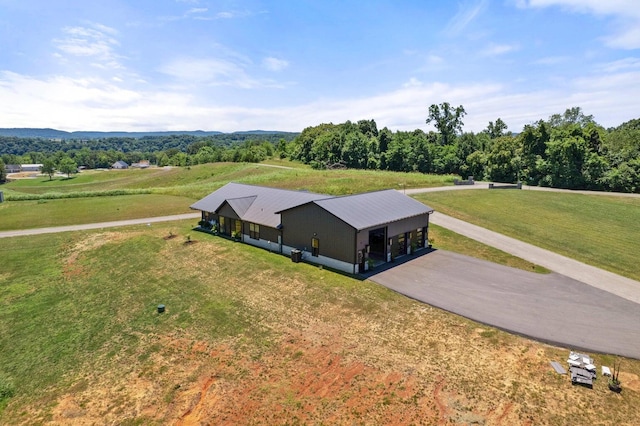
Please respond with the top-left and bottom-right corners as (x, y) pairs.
(225, 195), (257, 218)
(190, 182), (327, 228)
(311, 189), (434, 231)
(191, 183), (434, 230)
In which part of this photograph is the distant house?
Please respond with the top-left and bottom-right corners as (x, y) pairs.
(131, 160), (150, 169)
(112, 160), (129, 169)
(191, 183), (434, 274)
(21, 164), (43, 172)
(6, 164), (21, 173)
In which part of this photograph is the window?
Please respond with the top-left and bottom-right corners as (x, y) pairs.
(311, 237), (319, 257)
(219, 216), (225, 233)
(235, 220), (242, 235)
(249, 223), (260, 240)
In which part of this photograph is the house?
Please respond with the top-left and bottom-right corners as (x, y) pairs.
(5, 164), (21, 173)
(131, 160), (150, 168)
(190, 183), (434, 274)
(112, 160), (129, 169)
(21, 164), (43, 172)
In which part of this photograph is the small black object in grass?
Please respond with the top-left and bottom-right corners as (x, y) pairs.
(157, 304), (165, 314)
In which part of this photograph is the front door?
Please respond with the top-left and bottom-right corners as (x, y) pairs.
(368, 227), (386, 261)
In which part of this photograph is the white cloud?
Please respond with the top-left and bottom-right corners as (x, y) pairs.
(1, 62), (639, 133)
(160, 57), (252, 86)
(519, 0), (640, 49)
(595, 57), (640, 73)
(402, 77), (423, 88)
(53, 23), (123, 69)
(427, 54), (444, 65)
(533, 56), (571, 65)
(262, 57), (289, 72)
(445, 0), (488, 35)
(186, 7), (207, 16)
(159, 56), (286, 89)
(480, 43), (519, 57)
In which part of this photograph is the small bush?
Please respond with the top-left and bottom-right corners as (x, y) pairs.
(0, 374), (15, 401)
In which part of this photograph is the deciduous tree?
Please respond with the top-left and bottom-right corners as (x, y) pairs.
(40, 159), (56, 180)
(58, 157), (77, 178)
(486, 118), (508, 139)
(426, 102), (466, 145)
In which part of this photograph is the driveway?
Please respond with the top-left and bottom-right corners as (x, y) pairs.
(0, 213), (201, 239)
(368, 250), (640, 359)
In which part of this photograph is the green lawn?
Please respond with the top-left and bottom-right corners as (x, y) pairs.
(416, 190), (640, 281)
(0, 194), (195, 231)
(429, 224), (549, 274)
(3, 162), (455, 200)
(0, 223), (258, 408)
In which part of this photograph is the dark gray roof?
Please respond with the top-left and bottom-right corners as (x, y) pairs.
(190, 182), (327, 228)
(312, 189), (434, 231)
(191, 183), (434, 231)
(226, 196), (257, 218)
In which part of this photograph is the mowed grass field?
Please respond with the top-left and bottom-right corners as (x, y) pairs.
(1, 222), (638, 425)
(0, 194), (194, 231)
(415, 190), (640, 281)
(2, 162), (640, 423)
(3, 162), (455, 200)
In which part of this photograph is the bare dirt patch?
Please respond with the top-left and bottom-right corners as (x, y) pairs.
(61, 232), (138, 278)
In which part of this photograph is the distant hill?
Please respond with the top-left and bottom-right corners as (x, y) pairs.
(0, 128), (295, 139)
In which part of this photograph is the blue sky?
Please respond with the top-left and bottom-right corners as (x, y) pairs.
(0, 0), (639, 133)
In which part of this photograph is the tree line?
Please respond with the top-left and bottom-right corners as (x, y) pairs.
(1, 105), (638, 193)
(0, 133), (294, 180)
(282, 105), (639, 193)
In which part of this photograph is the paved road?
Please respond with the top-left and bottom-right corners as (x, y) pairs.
(429, 212), (640, 305)
(368, 250), (640, 359)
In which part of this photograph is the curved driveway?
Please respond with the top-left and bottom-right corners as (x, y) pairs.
(367, 250), (640, 359)
(371, 184), (640, 358)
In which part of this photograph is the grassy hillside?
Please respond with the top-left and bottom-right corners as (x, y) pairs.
(3, 162), (456, 200)
(417, 190), (640, 281)
(1, 223), (638, 424)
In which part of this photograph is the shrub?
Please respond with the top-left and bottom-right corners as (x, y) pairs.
(0, 374), (15, 402)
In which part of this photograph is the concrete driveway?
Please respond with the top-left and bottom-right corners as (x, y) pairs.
(368, 250), (640, 359)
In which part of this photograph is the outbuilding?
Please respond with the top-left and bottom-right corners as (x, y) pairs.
(112, 160), (129, 169)
(191, 183), (434, 274)
(21, 164), (43, 172)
